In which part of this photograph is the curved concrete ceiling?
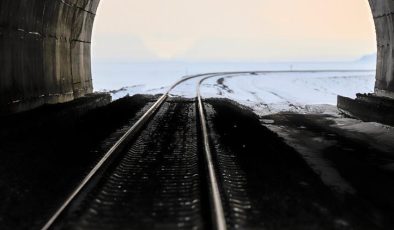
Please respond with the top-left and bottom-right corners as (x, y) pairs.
(0, 0), (393, 113)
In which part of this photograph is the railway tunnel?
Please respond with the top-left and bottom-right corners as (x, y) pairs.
(0, 0), (393, 119)
(2, 1), (394, 229)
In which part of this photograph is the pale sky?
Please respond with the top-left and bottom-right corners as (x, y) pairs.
(92, 0), (376, 61)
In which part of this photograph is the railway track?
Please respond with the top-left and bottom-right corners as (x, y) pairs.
(38, 70), (388, 230)
(44, 70), (366, 230)
(40, 72), (259, 230)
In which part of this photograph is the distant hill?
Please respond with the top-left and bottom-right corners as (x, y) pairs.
(357, 53), (377, 63)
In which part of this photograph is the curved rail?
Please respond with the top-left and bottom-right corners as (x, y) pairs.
(195, 73), (247, 230)
(196, 75), (230, 230)
(41, 72), (238, 230)
(42, 70), (299, 230)
(41, 74), (207, 230)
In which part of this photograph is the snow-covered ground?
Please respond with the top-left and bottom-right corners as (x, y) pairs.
(199, 71), (375, 116)
(93, 61), (375, 92)
(94, 65), (375, 116)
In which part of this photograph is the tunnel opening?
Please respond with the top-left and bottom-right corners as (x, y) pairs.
(90, 0), (376, 107)
(0, 0), (392, 121)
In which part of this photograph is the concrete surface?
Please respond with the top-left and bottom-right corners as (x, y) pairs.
(262, 110), (394, 229)
(0, 0), (99, 114)
(338, 94), (394, 126)
(369, 0), (394, 96)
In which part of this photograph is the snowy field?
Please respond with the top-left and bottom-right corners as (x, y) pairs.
(93, 61), (375, 90)
(199, 71), (375, 115)
(93, 62), (375, 115)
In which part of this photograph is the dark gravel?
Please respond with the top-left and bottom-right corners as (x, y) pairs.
(206, 99), (379, 230)
(57, 101), (207, 230)
(0, 95), (155, 230)
(2, 96), (393, 230)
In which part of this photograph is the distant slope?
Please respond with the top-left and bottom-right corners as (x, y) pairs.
(357, 53), (377, 63)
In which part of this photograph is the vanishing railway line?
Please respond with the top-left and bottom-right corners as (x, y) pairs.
(36, 70), (391, 230)
(42, 70), (368, 230)
(41, 72), (262, 230)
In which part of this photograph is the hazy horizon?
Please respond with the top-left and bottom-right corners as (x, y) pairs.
(92, 54), (377, 64)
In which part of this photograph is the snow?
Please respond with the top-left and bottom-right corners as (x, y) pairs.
(94, 62), (375, 109)
(198, 71), (374, 115)
(92, 62), (375, 116)
(93, 61), (374, 92)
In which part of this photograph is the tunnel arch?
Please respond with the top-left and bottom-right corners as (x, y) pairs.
(0, 0), (392, 113)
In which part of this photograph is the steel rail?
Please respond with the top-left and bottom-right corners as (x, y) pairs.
(41, 74), (209, 230)
(196, 74), (235, 230)
(41, 71), (249, 230)
(42, 70), (347, 230)
(195, 72), (257, 230)
(41, 72), (240, 230)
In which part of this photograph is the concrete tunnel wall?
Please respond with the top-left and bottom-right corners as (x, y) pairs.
(0, 0), (99, 114)
(0, 0), (393, 113)
(369, 0), (394, 98)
